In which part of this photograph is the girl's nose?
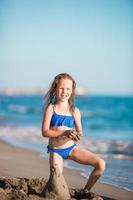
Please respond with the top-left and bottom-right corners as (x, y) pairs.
(63, 88), (67, 93)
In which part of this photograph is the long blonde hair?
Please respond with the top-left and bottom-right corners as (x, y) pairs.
(45, 73), (76, 110)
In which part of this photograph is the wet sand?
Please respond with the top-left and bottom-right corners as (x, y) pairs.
(0, 140), (132, 200)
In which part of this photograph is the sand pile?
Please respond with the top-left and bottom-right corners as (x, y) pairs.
(0, 167), (103, 200)
(42, 166), (71, 199)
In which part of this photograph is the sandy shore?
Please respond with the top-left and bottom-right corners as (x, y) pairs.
(0, 140), (132, 200)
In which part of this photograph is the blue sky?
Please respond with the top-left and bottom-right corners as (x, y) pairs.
(0, 0), (133, 95)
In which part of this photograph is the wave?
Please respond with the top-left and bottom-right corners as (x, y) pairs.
(8, 104), (41, 114)
(0, 126), (133, 160)
(79, 137), (133, 158)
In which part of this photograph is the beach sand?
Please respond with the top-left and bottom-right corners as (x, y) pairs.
(0, 140), (132, 200)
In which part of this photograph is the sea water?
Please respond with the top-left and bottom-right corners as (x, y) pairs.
(0, 94), (133, 191)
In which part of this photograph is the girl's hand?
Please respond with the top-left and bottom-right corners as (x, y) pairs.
(66, 130), (81, 142)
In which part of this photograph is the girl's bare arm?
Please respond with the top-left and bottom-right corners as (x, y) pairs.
(42, 104), (68, 138)
(73, 107), (83, 136)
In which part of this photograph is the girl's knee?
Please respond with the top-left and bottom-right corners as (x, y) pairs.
(97, 158), (106, 174)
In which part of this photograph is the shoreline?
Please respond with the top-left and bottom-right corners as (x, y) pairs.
(0, 125), (133, 192)
(0, 139), (133, 200)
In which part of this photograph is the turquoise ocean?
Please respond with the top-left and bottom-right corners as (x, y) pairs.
(0, 94), (133, 191)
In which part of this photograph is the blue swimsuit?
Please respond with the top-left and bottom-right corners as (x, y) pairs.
(47, 143), (76, 159)
(50, 112), (74, 128)
(47, 105), (76, 159)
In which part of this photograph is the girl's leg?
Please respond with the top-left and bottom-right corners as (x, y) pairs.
(49, 152), (64, 173)
(68, 147), (106, 191)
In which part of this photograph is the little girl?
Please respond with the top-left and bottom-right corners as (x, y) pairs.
(42, 73), (105, 195)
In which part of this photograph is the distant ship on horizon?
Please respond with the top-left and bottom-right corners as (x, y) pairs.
(76, 87), (87, 96)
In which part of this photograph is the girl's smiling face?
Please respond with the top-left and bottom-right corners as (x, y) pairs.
(56, 78), (73, 102)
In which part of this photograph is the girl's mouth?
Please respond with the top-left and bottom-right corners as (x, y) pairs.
(61, 95), (68, 98)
